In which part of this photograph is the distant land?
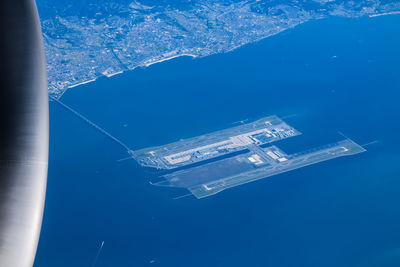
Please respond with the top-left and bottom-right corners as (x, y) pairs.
(37, 0), (400, 98)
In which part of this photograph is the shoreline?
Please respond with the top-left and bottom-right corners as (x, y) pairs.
(54, 11), (400, 100)
(369, 11), (400, 18)
(56, 53), (199, 100)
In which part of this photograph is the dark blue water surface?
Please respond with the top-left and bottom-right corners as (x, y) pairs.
(35, 15), (400, 267)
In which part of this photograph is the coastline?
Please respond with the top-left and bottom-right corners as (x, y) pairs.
(53, 11), (399, 100)
(55, 53), (199, 100)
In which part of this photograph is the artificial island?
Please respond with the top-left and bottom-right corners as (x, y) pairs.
(132, 116), (365, 199)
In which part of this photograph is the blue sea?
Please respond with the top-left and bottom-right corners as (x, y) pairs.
(35, 15), (400, 267)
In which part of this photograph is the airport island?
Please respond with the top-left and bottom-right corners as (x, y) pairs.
(132, 116), (366, 198)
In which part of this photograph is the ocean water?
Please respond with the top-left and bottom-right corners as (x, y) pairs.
(35, 15), (400, 267)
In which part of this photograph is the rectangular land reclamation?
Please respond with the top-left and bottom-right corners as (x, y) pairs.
(132, 115), (300, 169)
(162, 139), (365, 198)
(132, 115), (366, 198)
